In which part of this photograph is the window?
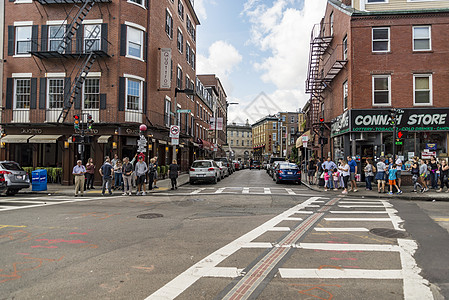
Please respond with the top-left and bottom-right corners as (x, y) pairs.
(127, 26), (143, 59)
(273, 133), (277, 141)
(15, 26), (32, 54)
(273, 122), (276, 129)
(186, 42), (190, 64)
(187, 15), (192, 36)
(343, 35), (348, 60)
(185, 113), (189, 134)
(343, 80), (348, 110)
(230, 140), (233, 146)
(282, 116), (286, 122)
(247, 140), (250, 146)
(372, 75), (391, 105)
(191, 50), (195, 70)
(129, 0), (144, 7)
(164, 99), (171, 127)
(290, 127), (295, 134)
(372, 27), (390, 52)
(367, 0), (387, 2)
(230, 131), (233, 137)
(414, 74), (432, 105)
(330, 12), (334, 36)
(291, 116), (295, 123)
(48, 78), (64, 109)
(176, 66), (182, 89)
(191, 116), (194, 136)
(48, 25), (65, 53)
(165, 9), (173, 39)
(84, 78), (100, 109)
(14, 79), (31, 109)
(413, 26), (431, 51)
(84, 24), (101, 52)
(177, 29), (183, 53)
(236, 140), (239, 146)
(126, 78), (141, 111)
(290, 137), (295, 145)
(178, 0), (184, 20)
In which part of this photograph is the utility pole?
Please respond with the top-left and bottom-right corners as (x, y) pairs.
(390, 108), (397, 159)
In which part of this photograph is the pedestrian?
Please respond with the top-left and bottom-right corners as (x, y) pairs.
(322, 157), (337, 189)
(114, 159), (123, 191)
(148, 158), (156, 190)
(437, 159), (449, 193)
(316, 158), (323, 185)
(364, 159), (375, 191)
(72, 160), (86, 197)
(388, 164), (402, 195)
(395, 155), (403, 188)
(169, 159), (180, 190)
(338, 160), (350, 194)
(99, 157), (114, 196)
(429, 157), (439, 189)
(122, 156), (135, 196)
(85, 158), (95, 190)
(308, 158), (316, 185)
(135, 155), (148, 196)
(419, 159), (429, 193)
(323, 169), (330, 191)
(111, 154), (119, 168)
(332, 168), (340, 190)
(153, 156), (159, 189)
(347, 156), (358, 192)
(410, 158), (422, 192)
(375, 157), (387, 193)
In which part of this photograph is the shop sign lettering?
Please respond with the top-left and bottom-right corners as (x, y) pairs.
(331, 110), (350, 137)
(21, 128), (43, 134)
(351, 108), (449, 132)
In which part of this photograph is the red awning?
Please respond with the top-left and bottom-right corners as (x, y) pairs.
(198, 139), (212, 150)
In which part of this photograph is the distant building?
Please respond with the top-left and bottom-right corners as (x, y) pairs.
(227, 121), (252, 164)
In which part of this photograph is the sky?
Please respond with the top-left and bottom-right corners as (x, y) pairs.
(194, 0), (328, 125)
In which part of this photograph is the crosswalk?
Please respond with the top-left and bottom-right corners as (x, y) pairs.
(170, 186), (312, 196)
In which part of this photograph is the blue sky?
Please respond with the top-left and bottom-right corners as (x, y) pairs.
(194, 0), (327, 124)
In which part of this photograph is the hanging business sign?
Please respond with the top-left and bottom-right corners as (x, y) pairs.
(351, 108), (449, 132)
(160, 48), (172, 89)
(331, 110), (350, 137)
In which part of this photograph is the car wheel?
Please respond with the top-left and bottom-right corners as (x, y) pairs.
(276, 177), (280, 184)
(189, 179), (195, 185)
(213, 176), (218, 184)
(6, 189), (18, 196)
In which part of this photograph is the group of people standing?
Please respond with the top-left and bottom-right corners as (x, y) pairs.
(306, 155), (449, 195)
(72, 154), (180, 197)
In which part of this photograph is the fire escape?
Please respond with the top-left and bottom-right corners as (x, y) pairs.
(305, 23), (347, 137)
(31, 0), (111, 123)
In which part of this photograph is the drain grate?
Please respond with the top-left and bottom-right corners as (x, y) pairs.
(369, 228), (409, 239)
(137, 213), (164, 219)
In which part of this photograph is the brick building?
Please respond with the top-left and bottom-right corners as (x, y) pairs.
(305, 0), (449, 171)
(0, 0), (208, 184)
(227, 121), (252, 165)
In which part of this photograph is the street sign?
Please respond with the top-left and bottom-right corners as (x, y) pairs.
(170, 125), (180, 138)
(137, 135), (147, 152)
(176, 109), (191, 113)
(171, 137), (179, 145)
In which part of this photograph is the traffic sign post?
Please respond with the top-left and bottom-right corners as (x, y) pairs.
(169, 125), (180, 138)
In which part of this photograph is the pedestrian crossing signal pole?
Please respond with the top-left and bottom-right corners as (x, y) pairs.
(319, 117), (325, 160)
(390, 108), (397, 160)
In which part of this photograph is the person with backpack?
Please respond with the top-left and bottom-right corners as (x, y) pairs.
(99, 157), (114, 196)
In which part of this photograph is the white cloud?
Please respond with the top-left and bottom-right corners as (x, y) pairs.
(242, 0), (327, 110)
(194, 0), (208, 21)
(197, 40), (243, 93)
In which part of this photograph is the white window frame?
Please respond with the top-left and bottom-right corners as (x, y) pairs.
(48, 23), (66, 53)
(372, 75), (391, 106)
(413, 74), (433, 106)
(14, 78), (32, 110)
(413, 25), (431, 52)
(126, 25), (144, 61)
(47, 78), (65, 109)
(83, 23), (101, 52)
(343, 80), (348, 110)
(372, 27), (390, 53)
(330, 12), (334, 36)
(83, 77), (100, 110)
(272, 122), (276, 130)
(166, 8), (173, 40)
(177, 28), (183, 53)
(178, 0), (184, 21)
(125, 77), (143, 112)
(127, 0), (146, 9)
(164, 97), (171, 127)
(273, 133), (277, 141)
(15, 25), (32, 56)
(343, 35), (348, 60)
(366, 0), (388, 3)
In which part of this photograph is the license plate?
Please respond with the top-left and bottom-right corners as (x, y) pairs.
(197, 174), (205, 177)
(287, 172), (292, 175)
(17, 175), (24, 180)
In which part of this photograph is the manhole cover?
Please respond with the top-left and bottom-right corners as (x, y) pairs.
(369, 228), (409, 239)
(137, 213), (164, 219)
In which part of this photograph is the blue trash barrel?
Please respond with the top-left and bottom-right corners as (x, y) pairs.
(32, 169), (47, 191)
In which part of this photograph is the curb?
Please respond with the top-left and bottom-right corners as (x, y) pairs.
(301, 182), (449, 202)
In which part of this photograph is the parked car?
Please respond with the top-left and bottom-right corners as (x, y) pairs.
(233, 161), (241, 171)
(216, 161), (229, 179)
(214, 158), (233, 174)
(267, 157), (287, 176)
(271, 161), (285, 180)
(0, 161), (30, 195)
(0, 173), (8, 194)
(250, 160), (261, 170)
(273, 162), (301, 184)
(189, 160), (220, 184)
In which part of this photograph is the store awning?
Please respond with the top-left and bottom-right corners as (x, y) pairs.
(97, 135), (111, 144)
(198, 139), (212, 150)
(29, 135), (62, 143)
(1, 135), (33, 143)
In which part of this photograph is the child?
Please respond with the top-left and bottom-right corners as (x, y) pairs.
(388, 164), (402, 195)
(333, 168), (340, 191)
(324, 169), (330, 191)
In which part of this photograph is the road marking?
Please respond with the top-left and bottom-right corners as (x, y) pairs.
(267, 227), (291, 232)
(146, 196), (323, 300)
(314, 228), (369, 232)
(339, 205), (385, 208)
(215, 188), (226, 194)
(264, 188), (271, 194)
(241, 242), (274, 248)
(330, 211), (389, 214)
(285, 188), (296, 195)
(242, 188), (250, 194)
(285, 217), (303, 221)
(195, 267), (244, 278)
(294, 211), (314, 214)
(340, 201), (383, 204)
(324, 218), (392, 222)
(298, 243), (400, 252)
(279, 268), (405, 279)
(434, 218), (449, 221)
(190, 188), (206, 194)
(381, 201), (405, 231)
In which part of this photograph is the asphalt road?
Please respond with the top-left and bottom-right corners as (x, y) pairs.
(1, 169), (448, 300)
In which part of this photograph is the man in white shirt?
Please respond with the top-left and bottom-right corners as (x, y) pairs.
(395, 155), (403, 188)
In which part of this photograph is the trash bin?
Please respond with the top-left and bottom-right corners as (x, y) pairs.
(32, 169), (47, 191)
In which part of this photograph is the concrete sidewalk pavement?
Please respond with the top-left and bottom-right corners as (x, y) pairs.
(22, 174), (191, 196)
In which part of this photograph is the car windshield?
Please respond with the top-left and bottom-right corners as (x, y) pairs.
(192, 161), (211, 168)
(279, 163), (298, 169)
(1, 162), (23, 171)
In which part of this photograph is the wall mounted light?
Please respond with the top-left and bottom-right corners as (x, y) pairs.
(165, 146), (169, 152)
(64, 141), (69, 149)
(175, 148), (179, 153)
(114, 129), (118, 135)
(148, 144), (152, 151)
(112, 142), (117, 149)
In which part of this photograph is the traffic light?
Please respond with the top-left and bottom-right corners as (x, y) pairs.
(319, 117), (325, 123)
(396, 130), (406, 140)
(74, 115), (80, 130)
(71, 134), (83, 143)
(319, 137), (328, 145)
(319, 117), (325, 134)
(390, 109), (397, 126)
(87, 114), (94, 131)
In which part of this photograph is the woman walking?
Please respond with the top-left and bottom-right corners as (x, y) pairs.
(85, 158), (95, 190)
(148, 158), (156, 190)
(410, 158), (422, 192)
(114, 160), (123, 191)
(437, 159), (449, 192)
(364, 159), (375, 191)
(338, 160), (350, 194)
(429, 157), (439, 189)
(168, 159), (180, 190)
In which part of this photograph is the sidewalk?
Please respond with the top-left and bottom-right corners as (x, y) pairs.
(22, 174), (191, 196)
(302, 180), (449, 202)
